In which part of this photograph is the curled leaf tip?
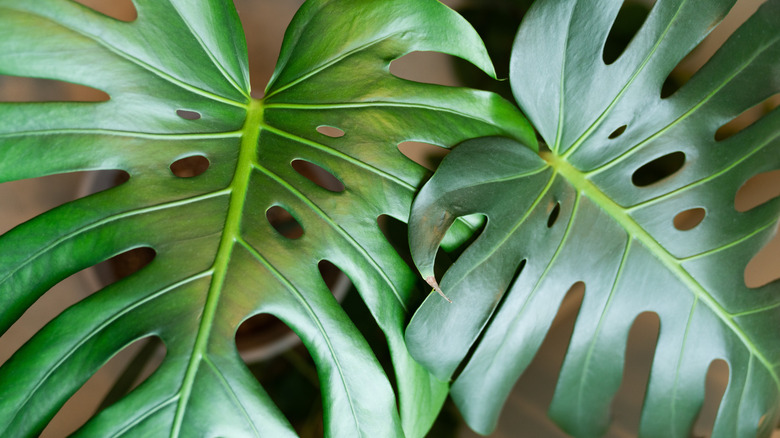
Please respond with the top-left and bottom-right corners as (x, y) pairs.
(425, 275), (453, 304)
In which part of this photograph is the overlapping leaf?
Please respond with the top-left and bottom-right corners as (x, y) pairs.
(0, 0), (534, 436)
(406, 0), (780, 436)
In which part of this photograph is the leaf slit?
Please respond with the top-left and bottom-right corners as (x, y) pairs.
(691, 359), (729, 437)
(715, 93), (780, 142)
(41, 335), (166, 437)
(609, 311), (660, 435)
(602, 0), (655, 65)
(266, 205), (304, 240)
(71, 0), (137, 22)
(0, 75), (109, 102)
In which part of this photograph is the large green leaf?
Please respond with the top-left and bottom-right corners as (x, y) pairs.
(407, 0), (780, 436)
(0, 0), (535, 436)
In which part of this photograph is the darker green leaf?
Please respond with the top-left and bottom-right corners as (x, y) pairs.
(407, 0), (780, 436)
(0, 1), (534, 436)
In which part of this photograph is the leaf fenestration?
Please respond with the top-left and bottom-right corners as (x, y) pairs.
(406, 0), (780, 436)
(0, 1), (535, 436)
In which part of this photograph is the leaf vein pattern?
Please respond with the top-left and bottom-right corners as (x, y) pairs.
(680, 217), (779, 263)
(735, 355), (755, 436)
(235, 239), (364, 437)
(447, 170), (555, 290)
(574, 238), (631, 426)
(5, 271), (211, 427)
(544, 152), (780, 387)
(481, 193), (583, 377)
(264, 102), (510, 137)
(261, 123), (413, 191)
(624, 126), (780, 211)
(250, 162), (407, 311)
(562, 0), (691, 158)
(0, 190), (229, 288)
(552, 3), (574, 153)
(264, 33), (399, 99)
(732, 302), (780, 318)
(201, 356), (261, 437)
(169, 99), (262, 436)
(113, 397), (179, 438)
(0, 129), (242, 140)
(585, 36), (778, 176)
(166, 2), (249, 99)
(669, 299), (699, 436)
(0, 6), (248, 108)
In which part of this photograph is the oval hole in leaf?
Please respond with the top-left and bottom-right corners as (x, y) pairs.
(266, 205), (303, 239)
(547, 202), (561, 228)
(237, 315), (322, 428)
(610, 311), (660, 434)
(390, 51), (460, 86)
(631, 151), (685, 187)
(0, 76), (109, 102)
(715, 93), (780, 141)
(176, 110), (202, 121)
(291, 160), (345, 192)
(734, 169), (780, 213)
(41, 336), (166, 437)
(602, 0), (655, 65)
(71, 0), (137, 22)
(673, 207), (706, 231)
(691, 359), (729, 437)
(744, 230), (780, 289)
(608, 124), (628, 139)
(398, 141), (450, 171)
(660, 4), (752, 98)
(170, 155), (210, 178)
(316, 125), (344, 138)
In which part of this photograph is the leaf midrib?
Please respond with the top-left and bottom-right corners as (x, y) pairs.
(542, 150), (780, 388)
(169, 98), (371, 437)
(169, 100), (263, 437)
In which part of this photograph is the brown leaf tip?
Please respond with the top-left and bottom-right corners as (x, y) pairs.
(425, 276), (453, 304)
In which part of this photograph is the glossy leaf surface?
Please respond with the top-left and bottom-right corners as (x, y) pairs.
(0, 0), (534, 436)
(407, 0), (780, 436)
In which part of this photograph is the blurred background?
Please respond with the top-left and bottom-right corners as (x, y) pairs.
(0, 0), (777, 436)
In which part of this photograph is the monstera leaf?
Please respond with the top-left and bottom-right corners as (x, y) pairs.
(0, 0), (535, 436)
(407, 0), (780, 436)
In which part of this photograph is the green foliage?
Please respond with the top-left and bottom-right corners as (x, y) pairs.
(0, 0), (533, 436)
(407, 0), (780, 437)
